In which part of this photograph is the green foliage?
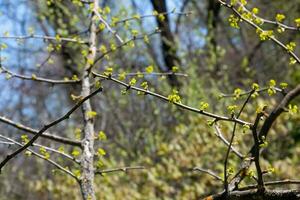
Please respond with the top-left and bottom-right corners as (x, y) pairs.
(275, 14), (285, 22)
(228, 15), (240, 29)
(39, 147), (50, 159)
(167, 90), (181, 103)
(199, 101), (209, 111)
(145, 65), (154, 73)
(98, 131), (107, 141)
(87, 111), (97, 118)
(21, 135), (29, 144)
(71, 149), (81, 157)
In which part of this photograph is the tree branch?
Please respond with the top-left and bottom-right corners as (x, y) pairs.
(92, 71), (252, 127)
(0, 66), (80, 84)
(224, 90), (254, 192)
(95, 166), (145, 175)
(228, 84), (300, 191)
(214, 124), (244, 159)
(218, 0), (300, 64)
(0, 116), (82, 147)
(205, 189), (300, 200)
(193, 167), (223, 181)
(0, 134), (78, 180)
(0, 86), (103, 172)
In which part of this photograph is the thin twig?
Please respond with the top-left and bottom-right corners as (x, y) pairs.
(95, 166), (145, 175)
(218, 0), (300, 64)
(94, 30), (160, 66)
(0, 134), (78, 180)
(0, 66), (80, 84)
(32, 143), (80, 164)
(114, 10), (192, 25)
(193, 167), (223, 181)
(0, 86), (103, 172)
(214, 124), (244, 159)
(92, 71), (252, 127)
(94, 9), (124, 43)
(111, 71), (188, 78)
(0, 140), (14, 145)
(223, 90), (255, 192)
(228, 84), (300, 191)
(231, 1), (300, 32)
(0, 34), (86, 44)
(221, 87), (284, 98)
(0, 116), (81, 147)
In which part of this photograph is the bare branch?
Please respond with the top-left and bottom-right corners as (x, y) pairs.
(214, 124), (244, 159)
(252, 112), (265, 191)
(94, 30), (160, 66)
(221, 87), (284, 98)
(0, 66), (80, 84)
(94, 9), (124, 44)
(95, 166), (145, 175)
(0, 116), (81, 147)
(0, 134), (78, 180)
(224, 90), (254, 192)
(0, 34), (87, 44)
(205, 189), (300, 200)
(114, 10), (192, 25)
(0, 86), (103, 172)
(92, 71), (252, 127)
(238, 179), (300, 191)
(193, 167), (223, 181)
(0, 140), (14, 145)
(218, 0), (300, 64)
(228, 84), (300, 191)
(259, 84), (300, 138)
(228, 1), (300, 32)
(111, 71), (188, 78)
(32, 142), (80, 164)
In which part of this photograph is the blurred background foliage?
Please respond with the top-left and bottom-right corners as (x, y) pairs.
(0, 0), (299, 199)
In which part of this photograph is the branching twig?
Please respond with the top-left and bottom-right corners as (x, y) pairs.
(228, 84), (300, 191)
(0, 66), (80, 84)
(230, 1), (300, 32)
(221, 87), (284, 98)
(95, 166), (145, 175)
(114, 10), (192, 25)
(193, 167), (223, 181)
(0, 116), (81, 147)
(0, 34), (86, 44)
(0, 134), (78, 180)
(94, 9), (124, 43)
(218, 0), (300, 64)
(111, 71), (188, 78)
(94, 30), (160, 66)
(92, 71), (252, 127)
(0, 86), (103, 172)
(223, 90), (254, 192)
(214, 124), (244, 159)
(33, 143), (80, 164)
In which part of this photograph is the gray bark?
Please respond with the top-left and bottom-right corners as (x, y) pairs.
(79, 0), (99, 199)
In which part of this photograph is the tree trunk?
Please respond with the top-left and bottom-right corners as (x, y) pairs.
(79, 0), (98, 199)
(150, 0), (181, 87)
(207, 0), (221, 73)
(80, 71), (96, 200)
